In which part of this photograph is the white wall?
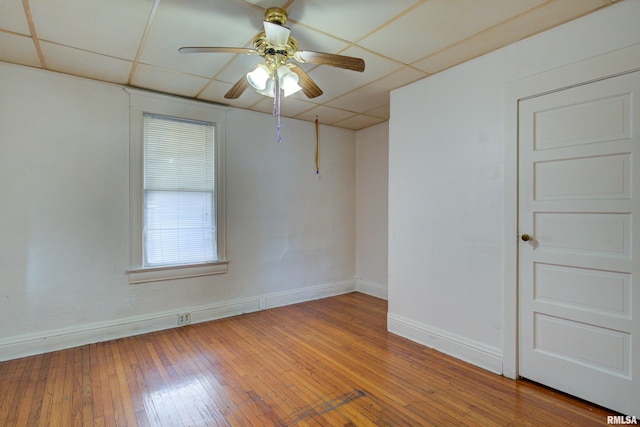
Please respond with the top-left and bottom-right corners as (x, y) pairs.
(355, 122), (388, 299)
(389, 53), (505, 371)
(388, 0), (640, 374)
(0, 63), (356, 360)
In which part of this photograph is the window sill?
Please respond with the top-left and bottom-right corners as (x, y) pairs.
(128, 261), (229, 284)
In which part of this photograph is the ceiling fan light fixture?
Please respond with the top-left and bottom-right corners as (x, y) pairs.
(278, 65), (301, 97)
(249, 64), (301, 97)
(282, 79), (302, 97)
(256, 77), (275, 97)
(180, 6), (364, 104)
(247, 64), (270, 90)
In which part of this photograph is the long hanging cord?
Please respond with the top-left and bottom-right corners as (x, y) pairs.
(315, 116), (319, 174)
(273, 68), (282, 143)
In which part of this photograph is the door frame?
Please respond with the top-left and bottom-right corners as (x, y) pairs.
(502, 43), (640, 379)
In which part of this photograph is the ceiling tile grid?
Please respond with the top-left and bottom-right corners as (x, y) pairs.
(0, 0), (617, 130)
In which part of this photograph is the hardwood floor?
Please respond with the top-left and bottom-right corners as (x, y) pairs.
(0, 292), (615, 426)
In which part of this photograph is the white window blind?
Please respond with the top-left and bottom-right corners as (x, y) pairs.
(143, 113), (217, 267)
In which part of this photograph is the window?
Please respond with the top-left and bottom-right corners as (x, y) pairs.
(143, 114), (216, 266)
(127, 90), (227, 284)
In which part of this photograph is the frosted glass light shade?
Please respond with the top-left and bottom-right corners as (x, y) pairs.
(249, 64), (302, 97)
(257, 78), (275, 97)
(247, 64), (270, 90)
(278, 66), (302, 97)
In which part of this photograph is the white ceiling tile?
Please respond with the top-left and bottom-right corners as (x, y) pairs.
(0, 32), (40, 67)
(364, 103), (390, 119)
(251, 95), (317, 119)
(197, 79), (265, 109)
(141, 1), (261, 77)
(412, 0), (607, 74)
(294, 105), (357, 125)
(359, 0), (548, 64)
(378, 66), (429, 89)
(41, 42), (132, 84)
(248, 97), (275, 116)
(286, 22), (350, 54)
(214, 54), (264, 84)
(286, 0), (421, 42)
(241, 1), (290, 9)
(411, 35), (504, 74)
(29, 0), (154, 60)
(286, 86), (322, 105)
(131, 63), (210, 98)
(278, 97), (318, 117)
(332, 114), (387, 130)
(326, 85), (387, 114)
(327, 66), (427, 112)
(302, 46), (405, 101)
(0, 0), (31, 35)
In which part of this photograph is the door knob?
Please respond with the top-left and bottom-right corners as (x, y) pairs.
(521, 234), (533, 242)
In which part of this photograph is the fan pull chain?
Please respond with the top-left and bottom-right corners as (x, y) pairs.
(273, 68), (282, 143)
(315, 116), (319, 174)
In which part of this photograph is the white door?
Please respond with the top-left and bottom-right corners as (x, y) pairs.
(518, 71), (640, 417)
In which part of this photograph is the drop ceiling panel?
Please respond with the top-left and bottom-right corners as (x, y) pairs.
(328, 66), (428, 112)
(294, 105), (357, 125)
(131, 63), (211, 98)
(279, 97), (318, 118)
(213, 53), (265, 85)
(412, 0), (610, 74)
(327, 85), (387, 114)
(141, 1), (260, 77)
(41, 42), (132, 84)
(364, 103), (390, 119)
(0, 32), (40, 67)
(286, 0), (421, 42)
(29, 0), (153, 60)
(198, 79), (267, 109)
(0, 0), (31, 35)
(287, 86), (322, 103)
(241, 0), (290, 9)
(252, 95), (317, 118)
(303, 46), (404, 101)
(285, 22), (350, 55)
(359, 0), (549, 64)
(332, 113), (387, 130)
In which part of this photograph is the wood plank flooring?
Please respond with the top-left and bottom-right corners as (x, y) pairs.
(0, 292), (616, 426)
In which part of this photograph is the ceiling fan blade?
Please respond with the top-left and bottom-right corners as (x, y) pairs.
(263, 21), (291, 46)
(179, 47), (255, 55)
(224, 75), (250, 99)
(289, 65), (323, 98)
(294, 51), (365, 72)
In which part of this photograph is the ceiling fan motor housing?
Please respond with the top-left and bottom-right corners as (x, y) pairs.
(265, 7), (287, 25)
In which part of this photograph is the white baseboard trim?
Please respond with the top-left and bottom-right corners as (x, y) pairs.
(0, 280), (356, 362)
(355, 278), (388, 300)
(264, 279), (356, 308)
(387, 313), (503, 375)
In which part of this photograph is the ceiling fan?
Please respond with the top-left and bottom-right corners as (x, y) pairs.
(178, 7), (366, 100)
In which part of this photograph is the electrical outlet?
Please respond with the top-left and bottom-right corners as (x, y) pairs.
(259, 298), (266, 310)
(177, 313), (191, 325)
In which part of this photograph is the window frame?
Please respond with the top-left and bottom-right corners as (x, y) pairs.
(127, 89), (228, 284)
